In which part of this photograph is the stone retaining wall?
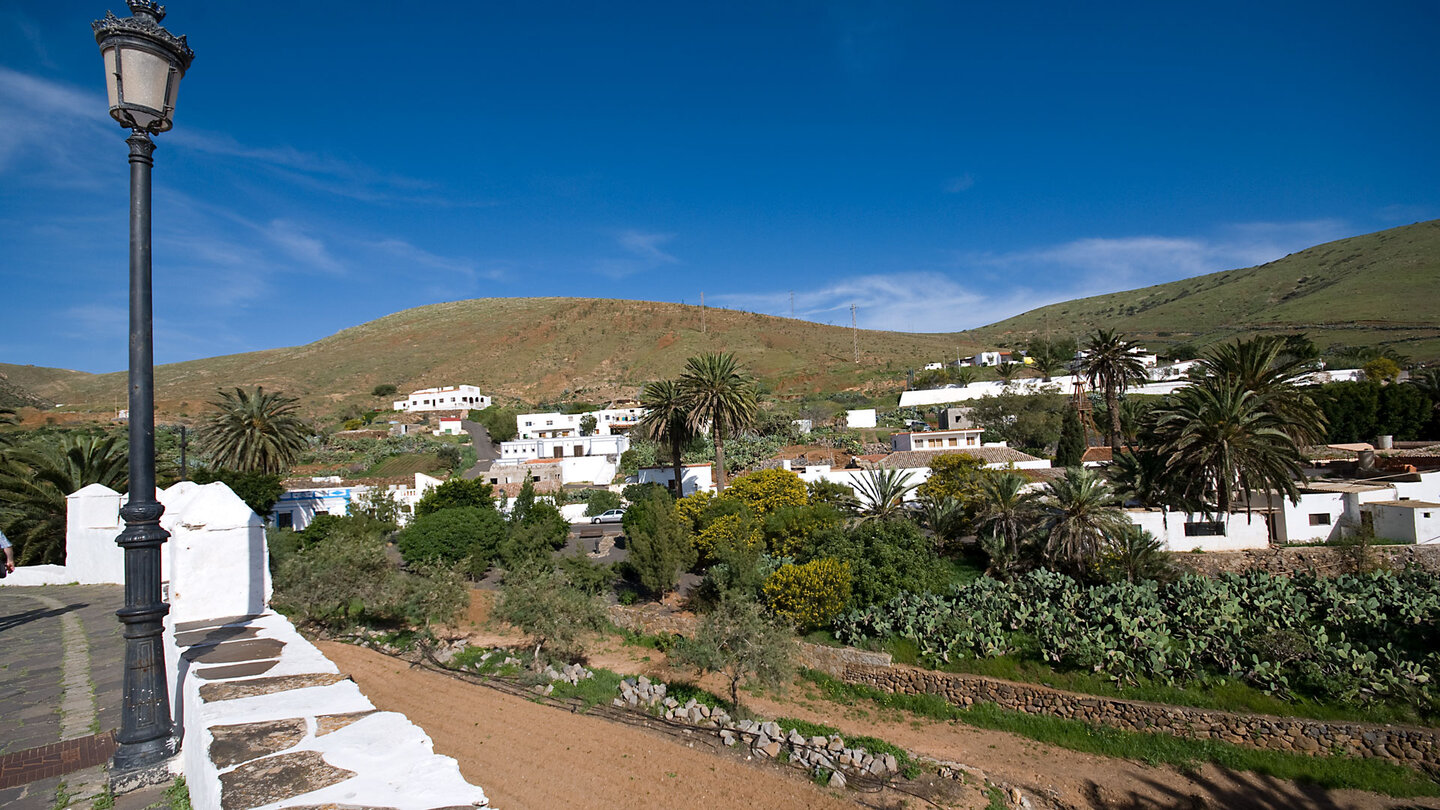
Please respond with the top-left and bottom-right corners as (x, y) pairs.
(1175, 545), (1440, 577)
(843, 662), (1440, 772)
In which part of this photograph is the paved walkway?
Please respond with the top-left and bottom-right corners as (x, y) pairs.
(0, 584), (169, 809)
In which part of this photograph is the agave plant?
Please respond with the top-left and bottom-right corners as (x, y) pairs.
(852, 467), (917, 521)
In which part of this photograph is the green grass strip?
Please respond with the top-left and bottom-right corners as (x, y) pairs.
(801, 670), (1440, 798)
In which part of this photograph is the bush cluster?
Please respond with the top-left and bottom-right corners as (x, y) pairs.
(834, 568), (1440, 710)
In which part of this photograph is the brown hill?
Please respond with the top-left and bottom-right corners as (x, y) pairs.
(26, 299), (979, 420)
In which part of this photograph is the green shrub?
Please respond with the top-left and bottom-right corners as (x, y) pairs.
(272, 527), (466, 631)
(414, 478), (494, 517)
(191, 467), (285, 517)
(763, 503), (843, 558)
(803, 519), (950, 609)
(397, 506), (507, 568)
(582, 489), (623, 516)
(622, 491), (697, 596)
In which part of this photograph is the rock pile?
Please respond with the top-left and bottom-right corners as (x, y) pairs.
(611, 679), (903, 785)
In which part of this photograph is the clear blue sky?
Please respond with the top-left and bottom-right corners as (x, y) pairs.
(3, 1), (1437, 373)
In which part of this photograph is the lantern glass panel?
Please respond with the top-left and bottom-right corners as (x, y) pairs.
(102, 46), (120, 109)
(118, 45), (172, 128)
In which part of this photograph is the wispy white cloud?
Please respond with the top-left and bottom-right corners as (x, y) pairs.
(263, 219), (345, 275)
(0, 67), (113, 184)
(943, 174), (974, 193)
(595, 230), (680, 278)
(720, 219), (1355, 333)
(371, 238), (501, 281)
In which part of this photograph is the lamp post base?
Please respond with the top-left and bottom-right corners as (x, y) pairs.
(109, 737), (179, 794)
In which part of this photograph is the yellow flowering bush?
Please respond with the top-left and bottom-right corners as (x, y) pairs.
(694, 511), (764, 563)
(724, 468), (808, 518)
(675, 490), (714, 534)
(763, 558), (853, 631)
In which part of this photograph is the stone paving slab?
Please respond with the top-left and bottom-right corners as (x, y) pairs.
(0, 585), (126, 808)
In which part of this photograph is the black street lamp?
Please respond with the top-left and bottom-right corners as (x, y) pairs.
(92, 0), (193, 780)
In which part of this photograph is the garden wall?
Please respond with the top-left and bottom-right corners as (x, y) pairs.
(842, 661), (1440, 772)
(1175, 545), (1440, 577)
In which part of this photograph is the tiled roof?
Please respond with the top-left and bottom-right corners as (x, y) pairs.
(864, 448), (1042, 468)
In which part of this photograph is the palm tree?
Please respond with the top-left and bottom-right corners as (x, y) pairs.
(950, 367), (977, 388)
(0, 407), (17, 447)
(973, 472), (1035, 572)
(1035, 467), (1130, 575)
(853, 467), (917, 520)
(0, 434), (129, 565)
(1080, 329), (1149, 453)
(994, 362), (1025, 386)
(1153, 377), (1305, 517)
(199, 386), (309, 474)
(638, 379), (694, 497)
(1195, 336), (1325, 447)
(1029, 354), (1062, 382)
(917, 494), (965, 553)
(1408, 368), (1440, 423)
(678, 353), (758, 491)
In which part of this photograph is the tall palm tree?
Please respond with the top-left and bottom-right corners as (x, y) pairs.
(678, 353), (758, 491)
(1195, 336), (1325, 446)
(1036, 467), (1130, 575)
(1153, 377), (1305, 517)
(199, 386), (309, 474)
(974, 472), (1035, 566)
(638, 379), (694, 497)
(853, 467), (917, 520)
(1080, 329), (1150, 453)
(0, 434), (129, 565)
(1029, 354), (1062, 382)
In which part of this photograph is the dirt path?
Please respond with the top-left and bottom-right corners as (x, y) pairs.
(737, 684), (1440, 810)
(318, 641), (873, 810)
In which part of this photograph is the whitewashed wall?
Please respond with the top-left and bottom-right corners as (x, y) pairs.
(1126, 509), (1271, 552)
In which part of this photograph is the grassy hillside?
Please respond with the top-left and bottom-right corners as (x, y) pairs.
(966, 220), (1440, 358)
(26, 299), (981, 421)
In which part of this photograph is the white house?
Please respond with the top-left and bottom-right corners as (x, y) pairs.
(393, 385), (490, 413)
(437, 418), (465, 435)
(491, 433), (628, 486)
(636, 463), (715, 497)
(516, 402), (645, 440)
(845, 408), (877, 429)
(270, 473), (443, 531)
(1241, 472), (1440, 544)
(499, 433), (630, 461)
(778, 447), (1052, 505)
(891, 427), (984, 452)
(1369, 501), (1440, 544)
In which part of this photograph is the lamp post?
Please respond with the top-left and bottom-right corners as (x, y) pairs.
(92, 0), (193, 778)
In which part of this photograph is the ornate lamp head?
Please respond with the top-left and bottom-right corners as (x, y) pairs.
(93, 0), (195, 133)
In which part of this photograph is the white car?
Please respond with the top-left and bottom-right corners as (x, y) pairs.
(591, 509), (626, 524)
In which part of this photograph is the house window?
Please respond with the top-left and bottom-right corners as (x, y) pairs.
(1308, 513), (1332, 526)
(276, 512), (293, 529)
(1424, 512), (1432, 519)
(1183, 521), (1225, 537)
(574, 444), (584, 456)
(490, 478), (498, 485)
(948, 438), (958, 447)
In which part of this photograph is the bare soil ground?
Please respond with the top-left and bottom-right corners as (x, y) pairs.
(316, 592), (1440, 810)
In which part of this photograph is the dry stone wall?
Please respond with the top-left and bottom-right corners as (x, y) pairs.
(843, 662), (1440, 772)
(1175, 545), (1440, 577)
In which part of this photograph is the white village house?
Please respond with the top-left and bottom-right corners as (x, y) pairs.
(392, 384), (491, 413)
(515, 401), (645, 440)
(270, 472), (443, 531)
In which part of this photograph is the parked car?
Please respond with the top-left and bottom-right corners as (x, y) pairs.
(591, 509), (626, 524)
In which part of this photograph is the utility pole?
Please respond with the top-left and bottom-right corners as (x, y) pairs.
(789, 290), (794, 319)
(701, 291), (706, 335)
(851, 304), (859, 364)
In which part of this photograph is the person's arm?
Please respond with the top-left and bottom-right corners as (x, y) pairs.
(2, 545), (12, 573)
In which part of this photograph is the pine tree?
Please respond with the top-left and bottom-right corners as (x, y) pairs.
(1056, 407), (1086, 468)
